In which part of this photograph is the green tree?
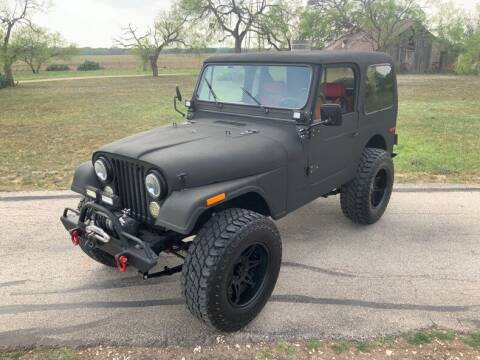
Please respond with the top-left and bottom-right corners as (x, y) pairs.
(299, 6), (335, 48)
(455, 30), (480, 75)
(430, 1), (478, 51)
(254, 0), (303, 50)
(118, 4), (187, 77)
(1, 0), (45, 87)
(130, 46), (150, 71)
(180, 0), (269, 53)
(14, 27), (77, 73)
(305, 0), (356, 47)
(305, 0), (424, 51)
(357, 0), (425, 51)
(429, 1), (480, 75)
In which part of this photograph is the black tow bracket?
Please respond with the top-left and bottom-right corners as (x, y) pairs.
(73, 202), (159, 272)
(141, 264), (183, 280)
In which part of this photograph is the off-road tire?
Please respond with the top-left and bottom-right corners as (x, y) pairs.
(340, 148), (394, 225)
(182, 208), (282, 332)
(77, 198), (116, 267)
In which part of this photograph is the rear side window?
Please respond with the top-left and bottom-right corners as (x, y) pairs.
(365, 64), (394, 114)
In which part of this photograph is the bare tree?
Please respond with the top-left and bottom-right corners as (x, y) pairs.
(118, 7), (187, 77)
(182, 0), (269, 53)
(0, 0), (44, 86)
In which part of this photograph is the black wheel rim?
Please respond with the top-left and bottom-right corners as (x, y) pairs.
(227, 243), (269, 308)
(371, 168), (388, 208)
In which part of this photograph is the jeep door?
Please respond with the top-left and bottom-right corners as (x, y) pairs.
(307, 64), (360, 196)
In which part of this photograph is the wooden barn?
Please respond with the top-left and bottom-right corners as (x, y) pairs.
(325, 20), (454, 73)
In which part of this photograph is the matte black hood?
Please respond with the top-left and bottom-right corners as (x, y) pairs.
(96, 120), (288, 190)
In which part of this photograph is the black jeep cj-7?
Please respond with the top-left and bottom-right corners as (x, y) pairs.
(61, 51), (398, 331)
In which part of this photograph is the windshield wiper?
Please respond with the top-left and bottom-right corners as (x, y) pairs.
(241, 87), (268, 113)
(203, 78), (221, 107)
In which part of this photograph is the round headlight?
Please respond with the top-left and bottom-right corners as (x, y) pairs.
(145, 173), (162, 198)
(94, 158), (110, 182)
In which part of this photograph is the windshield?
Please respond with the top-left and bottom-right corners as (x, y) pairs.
(196, 64), (312, 110)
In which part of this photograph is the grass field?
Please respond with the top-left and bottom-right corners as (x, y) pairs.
(12, 54), (207, 81)
(395, 75), (480, 183)
(0, 73), (479, 191)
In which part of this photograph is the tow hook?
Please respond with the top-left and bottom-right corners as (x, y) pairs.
(70, 229), (80, 246)
(117, 255), (128, 272)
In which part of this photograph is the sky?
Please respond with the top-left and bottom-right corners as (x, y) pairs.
(35, 0), (174, 47)
(33, 0), (480, 48)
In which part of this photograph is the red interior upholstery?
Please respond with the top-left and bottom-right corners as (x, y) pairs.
(324, 83), (346, 98)
(260, 81), (285, 106)
(322, 82), (353, 112)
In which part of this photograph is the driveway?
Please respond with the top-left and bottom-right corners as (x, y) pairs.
(0, 186), (479, 348)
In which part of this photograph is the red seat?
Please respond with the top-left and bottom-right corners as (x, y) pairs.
(323, 83), (346, 103)
(322, 83), (352, 112)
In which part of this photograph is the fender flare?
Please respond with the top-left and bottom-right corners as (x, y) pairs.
(155, 169), (286, 235)
(70, 162), (286, 235)
(71, 161), (102, 195)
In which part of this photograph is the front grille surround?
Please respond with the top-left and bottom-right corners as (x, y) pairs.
(106, 156), (154, 224)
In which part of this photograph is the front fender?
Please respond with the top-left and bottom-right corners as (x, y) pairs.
(71, 161), (102, 195)
(155, 168), (287, 234)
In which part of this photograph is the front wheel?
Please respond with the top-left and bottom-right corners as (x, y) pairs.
(182, 208), (282, 332)
(341, 148), (394, 225)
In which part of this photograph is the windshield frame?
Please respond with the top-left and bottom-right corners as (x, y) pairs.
(194, 62), (315, 112)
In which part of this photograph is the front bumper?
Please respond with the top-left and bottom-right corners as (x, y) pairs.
(60, 202), (159, 273)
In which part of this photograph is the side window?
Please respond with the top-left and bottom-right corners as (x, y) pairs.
(313, 66), (355, 122)
(365, 64), (394, 114)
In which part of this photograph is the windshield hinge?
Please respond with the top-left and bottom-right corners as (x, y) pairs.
(306, 164), (318, 176)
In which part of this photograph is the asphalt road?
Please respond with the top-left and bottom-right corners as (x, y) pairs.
(0, 186), (479, 348)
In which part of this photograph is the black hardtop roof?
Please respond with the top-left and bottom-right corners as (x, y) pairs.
(204, 50), (393, 66)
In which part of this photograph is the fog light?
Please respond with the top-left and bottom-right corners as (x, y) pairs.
(104, 186), (114, 196)
(86, 188), (97, 199)
(149, 201), (160, 218)
(101, 195), (114, 206)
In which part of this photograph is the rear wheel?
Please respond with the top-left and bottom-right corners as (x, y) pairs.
(182, 208), (282, 332)
(341, 148), (394, 224)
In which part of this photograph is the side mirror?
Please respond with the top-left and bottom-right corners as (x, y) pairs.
(176, 85), (183, 102)
(173, 85), (185, 117)
(320, 104), (342, 126)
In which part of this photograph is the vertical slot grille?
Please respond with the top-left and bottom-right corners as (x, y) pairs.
(110, 157), (151, 223)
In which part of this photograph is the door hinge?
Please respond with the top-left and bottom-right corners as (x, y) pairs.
(306, 164), (319, 176)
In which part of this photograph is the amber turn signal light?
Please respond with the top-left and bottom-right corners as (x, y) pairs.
(206, 193), (226, 206)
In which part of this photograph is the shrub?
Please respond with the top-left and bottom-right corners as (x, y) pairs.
(454, 31), (480, 75)
(46, 64), (70, 72)
(0, 73), (7, 89)
(77, 60), (102, 71)
(455, 53), (480, 75)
